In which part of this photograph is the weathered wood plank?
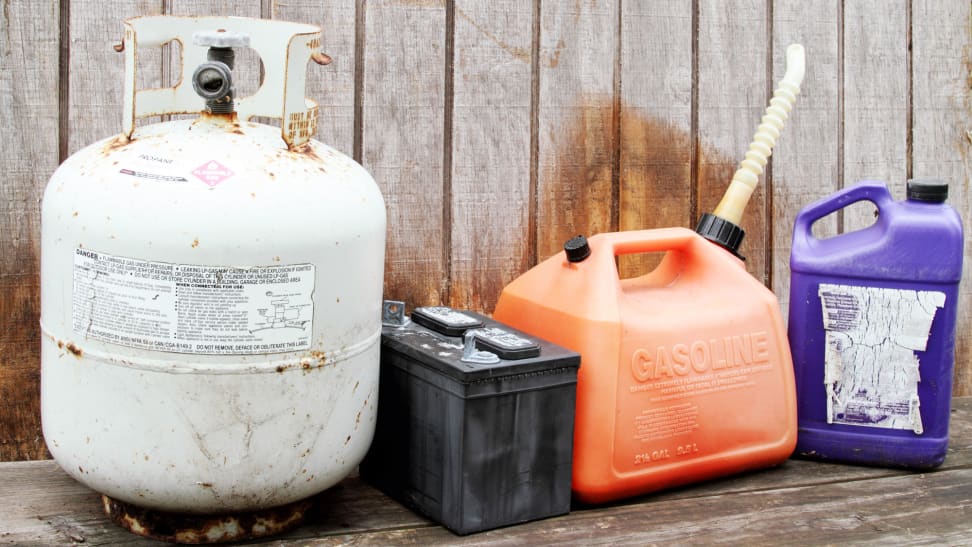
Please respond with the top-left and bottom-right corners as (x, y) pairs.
(770, 0), (841, 319)
(296, 470), (972, 545)
(842, 0), (909, 231)
(3, 465), (431, 545)
(447, 1), (533, 312)
(535, 0), (618, 261)
(616, 1), (693, 278)
(696, 0), (769, 282)
(272, 0), (357, 156)
(6, 398), (969, 544)
(0, 0), (60, 462)
(360, 0), (447, 308)
(0, 459), (910, 546)
(910, 0), (972, 396)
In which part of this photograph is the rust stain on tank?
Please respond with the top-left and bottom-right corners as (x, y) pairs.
(102, 495), (312, 544)
(280, 351), (330, 373)
(102, 134), (132, 155)
(197, 111), (239, 125)
(291, 143), (323, 163)
(306, 350), (328, 367)
(66, 343), (82, 358)
(192, 238), (199, 248)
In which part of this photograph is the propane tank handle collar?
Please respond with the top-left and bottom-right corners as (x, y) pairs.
(120, 16), (326, 148)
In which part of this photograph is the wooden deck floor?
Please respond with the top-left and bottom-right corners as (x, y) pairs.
(4, 397), (972, 546)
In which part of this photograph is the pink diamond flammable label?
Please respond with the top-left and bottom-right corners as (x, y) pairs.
(192, 160), (235, 187)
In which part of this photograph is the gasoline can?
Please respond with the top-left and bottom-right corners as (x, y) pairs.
(788, 179), (963, 468)
(360, 302), (580, 534)
(493, 228), (797, 504)
(40, 16), (385, 542)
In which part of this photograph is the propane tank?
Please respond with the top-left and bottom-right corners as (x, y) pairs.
(40, 16), (385, 543)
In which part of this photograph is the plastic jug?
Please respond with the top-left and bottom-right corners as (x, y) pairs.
(788, 179), (964, 468)
(494, 44), (806, 503)
(494, 228), (797, 503)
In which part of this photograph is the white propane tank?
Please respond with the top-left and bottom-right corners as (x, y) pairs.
(40, 16), (385, 542)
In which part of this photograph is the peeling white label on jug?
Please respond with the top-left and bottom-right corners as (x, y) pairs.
(818, 283), (944, 434)
(72, 248), (315, 355)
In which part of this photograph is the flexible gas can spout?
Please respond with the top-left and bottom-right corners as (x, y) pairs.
(696, 43), (806, 257)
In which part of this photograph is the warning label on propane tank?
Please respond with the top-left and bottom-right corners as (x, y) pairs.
(72, 248), (315, 355)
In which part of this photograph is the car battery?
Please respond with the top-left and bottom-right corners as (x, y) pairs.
(360, 302), (580, 535)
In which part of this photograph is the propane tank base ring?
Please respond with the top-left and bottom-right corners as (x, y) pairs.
(102, 494), (312, 544)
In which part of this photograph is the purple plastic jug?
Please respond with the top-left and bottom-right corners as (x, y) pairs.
(788, 179), (963, 468)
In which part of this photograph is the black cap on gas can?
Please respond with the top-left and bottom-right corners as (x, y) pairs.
(564, 235), (591, 262)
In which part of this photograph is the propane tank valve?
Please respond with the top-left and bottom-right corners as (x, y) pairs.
(192, 30), (251, 114)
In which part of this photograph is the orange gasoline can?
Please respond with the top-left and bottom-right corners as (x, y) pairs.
(493, 227), (797, 503)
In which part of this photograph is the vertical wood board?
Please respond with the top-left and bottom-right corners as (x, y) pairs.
(841, 0), (909, 230)
(0, 0), (60, 461)
(617, 0), (694, 278)
(910, 0), (972, 395)
(448, 0), (533, 311)
(536, 0), (619, 261)
(696, 0), (770, 283)
(360, 0), (447, 308)
(67, 0), (163, 155)
(770, 0), (841, 319)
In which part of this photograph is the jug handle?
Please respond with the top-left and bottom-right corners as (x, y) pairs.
(119, 16), (325, 149)
(792, 180), (893, 243)
(608, 227), (699, 257)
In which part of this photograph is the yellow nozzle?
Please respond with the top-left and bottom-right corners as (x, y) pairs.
(712, 44), (806, 225)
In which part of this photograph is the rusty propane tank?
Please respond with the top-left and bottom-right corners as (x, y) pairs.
(40, 16), (385, 543)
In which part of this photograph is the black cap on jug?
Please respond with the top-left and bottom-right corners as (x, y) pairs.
(564, 235), (591, 262)
(907, 178), (948, 203)
(695, 213), (746, 260)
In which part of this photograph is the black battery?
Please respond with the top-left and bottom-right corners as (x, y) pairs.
(360, 303), (580, 535)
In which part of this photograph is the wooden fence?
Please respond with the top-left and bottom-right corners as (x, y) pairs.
(2, 0), (970, 461)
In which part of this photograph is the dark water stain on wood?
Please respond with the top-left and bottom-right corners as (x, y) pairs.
(441, 96), (740, 314)
(536, 96), (618, 263)
(535, 96), (737, 280)
(0, 273), (45, 461)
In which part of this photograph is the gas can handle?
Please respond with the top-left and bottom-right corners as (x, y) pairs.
(608, 227), (699, 256)
(120, 16), (326, 148)
(793, 180), (893, 241)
